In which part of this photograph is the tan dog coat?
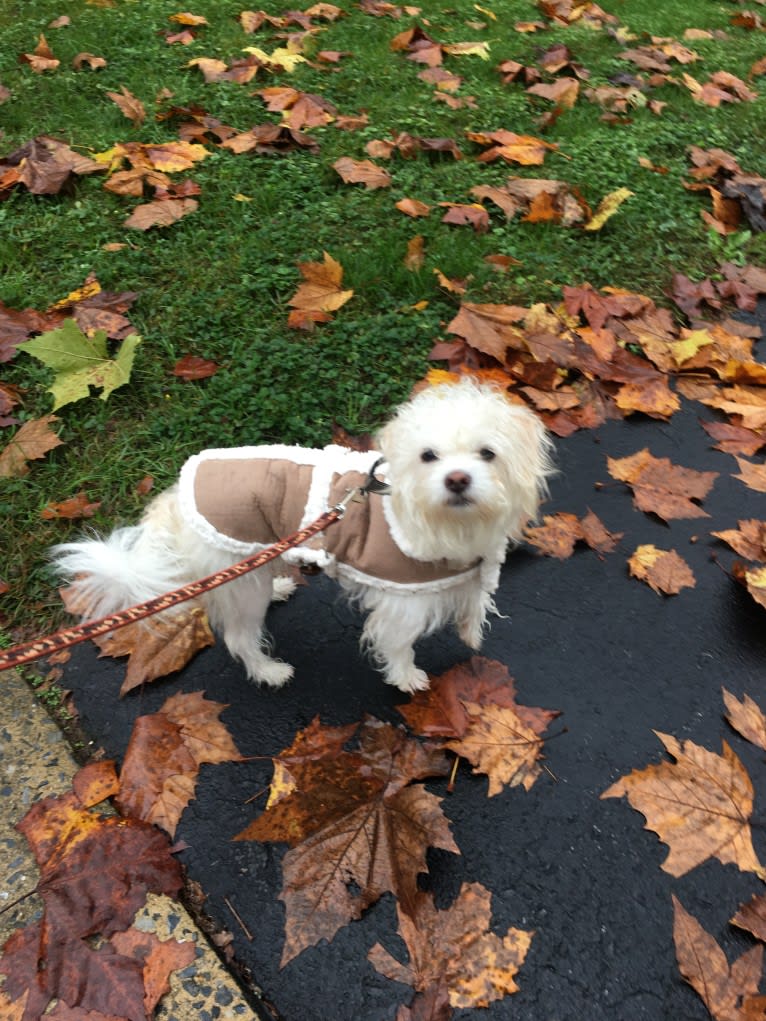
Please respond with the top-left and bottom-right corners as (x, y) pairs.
(178, 445), (502, 594)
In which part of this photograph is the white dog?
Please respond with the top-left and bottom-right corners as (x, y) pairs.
(53, 379), (553, 693)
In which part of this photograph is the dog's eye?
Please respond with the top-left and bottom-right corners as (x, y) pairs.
(421, 449), (439, 463)
(479, 447), (496, 461)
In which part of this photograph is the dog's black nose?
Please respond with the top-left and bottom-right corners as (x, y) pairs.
(444, 470), (471, 494)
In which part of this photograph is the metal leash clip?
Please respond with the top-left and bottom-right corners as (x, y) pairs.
(335, 456), (391, 513)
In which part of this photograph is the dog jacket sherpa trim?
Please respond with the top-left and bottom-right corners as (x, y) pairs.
(177, 444), (505, 594)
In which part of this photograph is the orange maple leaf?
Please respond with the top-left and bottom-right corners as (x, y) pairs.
(287, 251), (354, 328)
(606, 448), (718, 520)
(369, 883), (533, 1008)
(602, 731), (765, 878)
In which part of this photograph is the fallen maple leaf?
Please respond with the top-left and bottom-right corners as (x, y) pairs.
(723, 689), (766, 751)
(606, 448), (718, 521)
(369, 883), (532, 1009)
(109, 927), (197, 1014)
(404, 234), (425, 270)
(0, 762), (183, 1018)
(398, 657), (558, 743)
(732, 894), (766, 944)
(446, 701), (547, 795)
(446, 301), (526, 361)
(524, 509), (622, 558)
(333, 155), (392, 189)
(235, 717), (456, 966)
(106, 85), (146, 125)
(628, 544), (696, 595)
(714, 520), (766, 562)
(20, 34), (60, 72)
(527, 76), (580, 108)
(17, 319), (141, 408)
(440, 202), (489, 232)
(583, 186), (633, 231)
(733, 456), (766, 493)
(673, 896), (763, 1021)
(602, 731), (765, 878)
(468, 129), (560, 165)
(172, 353), (219, 380)
(733, 562), (766, 611)
(123, 195), (199, 229)
(396, 197), (432, 217)
(0, 414), (63, 478)
(91, 605), (215, 694)
(287, 251), (353, 328)
(72, 51), (107, 70)
(41, 491), (102, 520)
(116, 691), (242, 836)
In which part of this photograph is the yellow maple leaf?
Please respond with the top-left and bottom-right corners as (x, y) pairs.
(243, 44), (306, 72)
(584, 187), (633, 231)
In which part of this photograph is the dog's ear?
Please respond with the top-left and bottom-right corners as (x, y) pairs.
(499, 402), (555, 538)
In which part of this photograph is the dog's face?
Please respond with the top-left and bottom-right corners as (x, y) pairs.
(377, 380), (554, 561)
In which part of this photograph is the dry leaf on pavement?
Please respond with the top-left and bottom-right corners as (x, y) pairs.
(627, 544), (696, 595)
(369, 883), (532, 1009)
(602, 731), (765, 878)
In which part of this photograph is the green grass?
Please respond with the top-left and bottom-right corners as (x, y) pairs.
(1, 0), (765, 631)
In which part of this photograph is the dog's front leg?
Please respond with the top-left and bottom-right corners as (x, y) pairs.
(360, 595), (432, 694)
(456, 587), (494, 650)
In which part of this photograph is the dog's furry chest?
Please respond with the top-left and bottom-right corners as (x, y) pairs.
(177, 444), (481, 592)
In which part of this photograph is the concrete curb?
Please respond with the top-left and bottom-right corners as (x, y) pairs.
(0, 668), (258, 1020)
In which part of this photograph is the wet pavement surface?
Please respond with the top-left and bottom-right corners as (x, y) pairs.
(58, 391), (766, 1021)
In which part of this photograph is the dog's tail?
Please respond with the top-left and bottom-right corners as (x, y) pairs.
(52, 522), (185, 620)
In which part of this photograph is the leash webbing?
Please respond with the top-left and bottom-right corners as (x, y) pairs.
(0, 503), (348, 674)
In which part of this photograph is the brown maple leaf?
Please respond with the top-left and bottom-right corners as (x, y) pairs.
(446, 701), (548, 795)
(91, 605), (215, 694)
(733, 456), (766, 493)
(467, 129), (559, 166)
(701, 420), (765, 457)
(525, 509), (622, 558)
(287, 251), (354, 328)
(40, 491), (102, 520)
(0, 415), (63, 478)
(0, 762), (183, 1018)
(439, 202), (489, 232)
(235, 717), (456, 965)
(116, 691), (242, 837)
(106, 85), (146, 125)
(333, 155), (392, 189)
(724, 689), (766, 751)
(732, 894), (766, 944)
(673, 896), (763, 1021)
(172, 353), (219, 380)
(602, 731), (765, 878)
(396, 197), (432, 218)
(221, 123), (319, 155)
(627, 544), (696, 595)
(445, 301), (526, 361)
(606, 448), (718, 521)
(20, 34), (60, 72)
(713, 521), (766, 562)
(732, 562), (766, 611)
(123, 195), (199, 230)
(110, 927), (197, 1014)
(369, 883), (533, 1009)
(398, 657), (559, 773)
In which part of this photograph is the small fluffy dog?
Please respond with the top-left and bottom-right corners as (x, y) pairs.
(53, 380), (553, 693)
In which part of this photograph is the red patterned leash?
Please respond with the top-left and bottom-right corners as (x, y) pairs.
(0, 484), (371, 673)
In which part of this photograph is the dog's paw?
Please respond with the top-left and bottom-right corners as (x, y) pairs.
(458, 621), (484, 650)
(272, 575), (298, 602)
(386, 668), (430, 694)
(255, 660), (295, 688)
